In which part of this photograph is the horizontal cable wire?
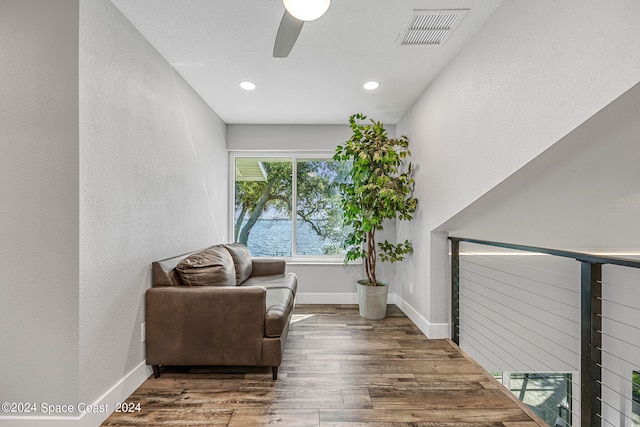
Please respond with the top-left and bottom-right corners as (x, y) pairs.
(599, 296), (640, 313)
(459, 270), (580, 325)
(460, 337), (580, 424)
(462, 256), (580, 293)
(459, 264), (580, 310)
(456, 239), (640, 427)
(597, 395), (635, 426)
(459, 300), (581, 378)
(460, 264), (581, 312)
(458, 316), (581, 420)
(598, 364), (636, 389)
(461, 284), (581, 355)
(597, 379), (636, 410)
(598, 329), (640, 352)
(599, 279), (640, 294)
(598, 413), (618, 427)
(598, 313), (640, 332)
(599, 348), (640, 370)
(481, 253), (580, 281)
(457, 327), (514, 370)
(460, 278), (580, 342)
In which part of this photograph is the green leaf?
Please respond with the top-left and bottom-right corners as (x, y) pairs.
(334, 114), (419, 277)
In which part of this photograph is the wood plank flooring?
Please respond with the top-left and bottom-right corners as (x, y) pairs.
(102, 304), (546, 426)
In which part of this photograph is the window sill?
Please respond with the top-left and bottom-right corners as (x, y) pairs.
(254, 256), (361, 266)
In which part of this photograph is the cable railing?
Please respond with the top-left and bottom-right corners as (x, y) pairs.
(450, 237), (640, 427)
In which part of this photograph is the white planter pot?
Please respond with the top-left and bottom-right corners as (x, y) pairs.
(356, 279), (389, 320)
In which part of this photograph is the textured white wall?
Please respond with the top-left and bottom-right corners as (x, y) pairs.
(227, 124), (355, 151)
(438, 80), (640, 252)
(396, 0), (640, 334)
(79, 0), (227, 411)
(0, 0), (80, 410)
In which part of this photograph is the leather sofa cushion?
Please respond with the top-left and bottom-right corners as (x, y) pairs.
(264, 288), (295, 338)
(223, 243), (253, 285)
(175, 245), (235, 287)
(242, 273), (298, 295)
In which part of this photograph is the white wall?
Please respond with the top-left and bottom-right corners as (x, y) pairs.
(227, 124), (355, 151)
(438, 80), (640, 252)
(79, 0), (228, 422)
(1, 0), (227, 424)
(396, 0), (640, 336)
(0, 0), (80, 411)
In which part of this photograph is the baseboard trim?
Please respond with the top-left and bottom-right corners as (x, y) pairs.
(0, 361), (151, 426)
(391, 295), (451, 339)
(296, 292), (450, 339)
(0, 414), (80, 426)
(79, 360), (151, 427)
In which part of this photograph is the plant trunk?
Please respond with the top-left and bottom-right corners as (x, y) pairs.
(366, 228), (377, 285)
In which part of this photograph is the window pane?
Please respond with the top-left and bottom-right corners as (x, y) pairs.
(633, 370), (640, 426)
(234, 158), (292, 256)
(509, 373), (572, 426)
(296, 159), (350, 256)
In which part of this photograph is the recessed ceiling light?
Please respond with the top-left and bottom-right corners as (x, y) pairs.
(240, 81), (256, 91)
(363, 81), (380, 90)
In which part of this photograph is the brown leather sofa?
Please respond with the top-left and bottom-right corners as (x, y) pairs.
(145, 243), (297, 380)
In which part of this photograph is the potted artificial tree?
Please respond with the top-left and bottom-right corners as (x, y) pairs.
(334, 113), (418, 319)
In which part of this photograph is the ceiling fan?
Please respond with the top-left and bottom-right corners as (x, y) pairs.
(273, 0), (331, 58)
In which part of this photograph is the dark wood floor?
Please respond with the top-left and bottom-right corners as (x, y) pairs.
(103, 304), (545, 426)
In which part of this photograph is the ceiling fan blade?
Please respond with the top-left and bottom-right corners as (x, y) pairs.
(273, 11), (304, 58)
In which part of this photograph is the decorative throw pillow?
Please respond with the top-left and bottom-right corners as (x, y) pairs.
(175, 245), (235, 287)
(223, 243), (253, 285)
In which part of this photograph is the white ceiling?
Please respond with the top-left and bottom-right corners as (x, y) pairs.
(109, 0), (502, 125)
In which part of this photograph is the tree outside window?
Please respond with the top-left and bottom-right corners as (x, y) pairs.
(233, 155), (351, 257)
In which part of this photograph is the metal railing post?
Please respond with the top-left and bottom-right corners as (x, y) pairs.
(451, 238), (460, 345)
(581, 261), (602, 427)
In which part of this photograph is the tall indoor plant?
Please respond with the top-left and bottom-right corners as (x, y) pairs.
(334, 113), (418, 319)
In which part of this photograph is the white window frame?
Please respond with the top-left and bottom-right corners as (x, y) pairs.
(229, 150), (351, 264)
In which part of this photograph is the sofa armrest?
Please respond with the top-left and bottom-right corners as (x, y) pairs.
(251, 258), (286, 276)
(145, 286), (266, 366)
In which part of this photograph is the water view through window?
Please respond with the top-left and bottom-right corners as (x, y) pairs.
(233, 156), (350, 257)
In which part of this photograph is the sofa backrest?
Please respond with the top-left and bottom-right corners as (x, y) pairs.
(152, 248), (204, 287)
(175, 245), (236, 287)
(151, 243), (254, 287)
(222, 243), (253, 284)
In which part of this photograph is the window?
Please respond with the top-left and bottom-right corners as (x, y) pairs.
(494, 372), (573, 426)
(231, 153), (351, 260)
(633, 370), (640, 426)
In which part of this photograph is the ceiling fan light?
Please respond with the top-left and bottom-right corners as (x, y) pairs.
(363, 81), (380, 90)
(283, 0), (331, 21)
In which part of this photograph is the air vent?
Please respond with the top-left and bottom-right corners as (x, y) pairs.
(401, 9), (469, 46)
